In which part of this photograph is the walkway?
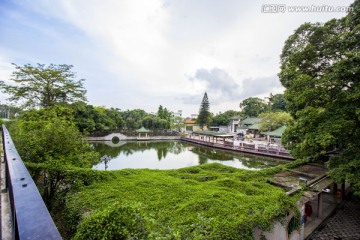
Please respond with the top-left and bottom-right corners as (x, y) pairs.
(1, 134), (11, 239)
(182, 137), (294, 160)
(308, 199), (360, 240)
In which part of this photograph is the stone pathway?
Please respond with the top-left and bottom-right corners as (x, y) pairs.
(309, 200), (360, 240)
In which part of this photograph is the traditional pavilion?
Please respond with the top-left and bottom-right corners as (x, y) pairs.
(261, 125), (286, 144)
(136, 127), (152, 138)
(262, 125), (286, 137)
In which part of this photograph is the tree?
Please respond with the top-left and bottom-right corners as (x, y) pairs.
(142, 115), (168, 130)
(239, 97), (267, 117)
(121, 109), (147, 130)
(70, 102), (98, 134)
(258, 111), (293, 132)
(211, 110), (243, 126)
(171, 115), (184, 131)
(0, 104), (22, 119)
(142, 115), (156, 130)
(279, 0), (360, 196)
(197, 92), (211, 130)
(69, 102), (125, 134)
(271, 94), (287, 112)
(157, 105), (164, 119)
(105, 108), (125, 130)
(264, 93), (274, 112)
(0, 63), (86, 108)
(9, 105), (99, 205)
(157, 105), (172, 129)
(10, 106), (98, 167)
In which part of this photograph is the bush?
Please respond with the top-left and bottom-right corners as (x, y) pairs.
(73, 202), (148, 240)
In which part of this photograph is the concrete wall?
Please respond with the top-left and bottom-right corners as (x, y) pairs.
(253, 221), (289, 240)
(253, 205), (305, 240)
(253, 220), (302, 240)
(219, 125), (229, 132)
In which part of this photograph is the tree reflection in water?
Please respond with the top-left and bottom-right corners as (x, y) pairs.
(90, 140), (285, 170)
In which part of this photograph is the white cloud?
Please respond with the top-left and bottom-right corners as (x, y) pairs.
(0, 0), (354, 116)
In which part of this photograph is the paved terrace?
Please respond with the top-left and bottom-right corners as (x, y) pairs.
(270, 162), (360, 240)
(1, 139), (11, 239)
(308, 199), (360, 240)
(183, 132), (294, 160)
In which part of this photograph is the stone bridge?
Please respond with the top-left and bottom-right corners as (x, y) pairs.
(87, 133), (129, 141)
(86, 132), (180, 142)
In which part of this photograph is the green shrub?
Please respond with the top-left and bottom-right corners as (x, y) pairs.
(73, 202), (148, 240)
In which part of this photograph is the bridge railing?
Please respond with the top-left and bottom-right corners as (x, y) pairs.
(1, 125), (61, 239)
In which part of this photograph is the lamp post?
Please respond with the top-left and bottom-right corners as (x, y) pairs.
(100, 155), (110, 170)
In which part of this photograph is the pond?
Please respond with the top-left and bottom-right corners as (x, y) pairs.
(91, 140), (287, 171)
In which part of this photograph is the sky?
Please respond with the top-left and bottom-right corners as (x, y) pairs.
(0, 0), (354, 117)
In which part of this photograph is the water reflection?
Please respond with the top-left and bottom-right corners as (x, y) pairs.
(91, 140), (286, 170)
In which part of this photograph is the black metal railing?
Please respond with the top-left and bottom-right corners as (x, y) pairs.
(1, 125), (61, 239)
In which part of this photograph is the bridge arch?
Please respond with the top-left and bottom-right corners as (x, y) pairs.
(103, 133), (128, 141)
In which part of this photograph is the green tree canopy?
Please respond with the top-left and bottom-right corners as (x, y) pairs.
(258, 111), (293, 132)
(279, 0), (360, 195)
(121, 109), (147, 130)
(211, 110), (243, 126)
(197, 92), (211, 129)
(271, 94), (287, 112)
(8, 105), (100, 205)
(156, 105), (172, 129)
(142, 115), (169, 130)
(69, 102), (125, 135)
(0, 63), (87, 108)
(10, 105), (98, 167)
(239, 97), (267, 117)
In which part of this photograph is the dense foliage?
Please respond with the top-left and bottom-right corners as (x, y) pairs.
(239, 97), (268, 117)
(9, 106), (100, 205)
(59, 163), (303, 240)
(142, 115), (168, 130)
(237, 94), (287, 119)
(197, 92), (211, 129)
(0, 63), (86, 108)
(279, 0), (360, 195)
(69, 103), (178, 134)
(258, 111), (293, 132)
(271, 94), (287, 112)
(9, 106), (97, 166)
(211, 110), (243, 126)
(157, 105), (172, 122)
(121, 109), (148, 130)
(70, 102), (125, 134)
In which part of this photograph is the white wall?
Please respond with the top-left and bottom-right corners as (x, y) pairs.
(253, 207), (304, 240)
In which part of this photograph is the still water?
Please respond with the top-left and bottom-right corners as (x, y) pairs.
(91, 140), (286, 171)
